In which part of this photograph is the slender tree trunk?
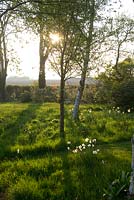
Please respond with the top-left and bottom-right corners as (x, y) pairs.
(59, 37), (67, 138)
(0, 35), (7, 102)
(0, 55), (7, 102)
(73, 48), (89, 120)
(72, 67), (87, 120)
(0, 71), (6, 101)
(60, 75), (65, 138)
(73, 0), (95, 120)
(38, 26), (46, 89)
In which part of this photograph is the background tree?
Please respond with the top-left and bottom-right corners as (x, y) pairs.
(0, 0), (33, 101)
(0, 1), (18, 101)
(97, 58), (134, 110)
(95, 15), (134, 107)
(20, 0), (79, 91)
(0, 14), (9, 101)
(103, 15), (134, 81)
(18, 0), (52, 89)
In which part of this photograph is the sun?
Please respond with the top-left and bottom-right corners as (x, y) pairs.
(49, 33), (60, 44)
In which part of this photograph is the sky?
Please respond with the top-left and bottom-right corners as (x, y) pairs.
(7, 0), (134, 80)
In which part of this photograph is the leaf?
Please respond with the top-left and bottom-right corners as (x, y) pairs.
(115, 184), (126, 196)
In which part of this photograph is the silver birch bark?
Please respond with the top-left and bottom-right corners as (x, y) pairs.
(73, 89), (81, 119)
(73, 0), (95, 120)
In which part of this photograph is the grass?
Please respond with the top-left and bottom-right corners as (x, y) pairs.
(0, 103), (133, 200)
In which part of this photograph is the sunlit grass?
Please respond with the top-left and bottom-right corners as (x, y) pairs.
(0, 103), (133, 200)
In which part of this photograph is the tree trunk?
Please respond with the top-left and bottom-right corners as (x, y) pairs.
(72, 0), (95, 120)
(72, 72), (86, 120)
(60, 73), (65, 138)
(38, 27), (46, 89)
(0, 66), (6, 102)
(0, 71), (6, 102)
(0, 39), (7, 102)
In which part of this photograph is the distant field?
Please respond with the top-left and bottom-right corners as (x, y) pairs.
(0, 103), (133, 200)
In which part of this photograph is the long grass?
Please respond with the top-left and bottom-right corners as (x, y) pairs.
(0, 103), (133, 200)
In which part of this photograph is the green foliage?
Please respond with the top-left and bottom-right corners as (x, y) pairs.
(19, 91), (32, 103)
(112, 80), (134, 111)
(103, 171), (130, 200)
(6, 84), (98, 104)
(32, 87), (57, 103)
(6, 85), (32, 102)
(97, 58), (134, 107)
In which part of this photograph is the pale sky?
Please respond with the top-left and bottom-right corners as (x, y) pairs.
(7, 0), (134, 80)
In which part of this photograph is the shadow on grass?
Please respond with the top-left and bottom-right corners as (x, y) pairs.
(71, 148), (131, 200)
(59, 138), (77, 200)
(0, 139), (132, 200)
(0, 103), (42, 159)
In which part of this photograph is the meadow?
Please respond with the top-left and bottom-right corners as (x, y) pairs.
(0, 103), (133, 200)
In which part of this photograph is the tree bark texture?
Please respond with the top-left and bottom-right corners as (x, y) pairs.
(38, 26), (47, 89)
(73, 74), (86, 120)
(0, 26), (7, 102)
(60, 76), (65, 138)
(0, 71), (6, 101)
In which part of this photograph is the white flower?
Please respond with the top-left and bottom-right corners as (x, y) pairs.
(72, 149), (78, 153)
(89, 140), (92, 144)
(92, 144), (94, 147)
(67, 147), (70, 150)
(83, 146), (86, 149)
(67, 141), (71, 145)
(97, 149), (100, 152)
(92, 139), (96, 143)
(88, 144), (91, 147)
(93, 150), (97, 154)
(128, 109), (131, 113)
(79, 145), (82, 151)
(17, 149), (20, 154)
(85, 138), (89, 142)
(102, 160), (105, 164)
(82, 143), (85, 147)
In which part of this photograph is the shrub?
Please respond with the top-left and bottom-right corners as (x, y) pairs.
(19, 91), (32, 103)
(112, 80), (134, 111)
(31, 87), (57, 103)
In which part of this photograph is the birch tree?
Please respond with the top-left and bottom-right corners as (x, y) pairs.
(72, 0), (109, 120)
(104, 16), (134, 81)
